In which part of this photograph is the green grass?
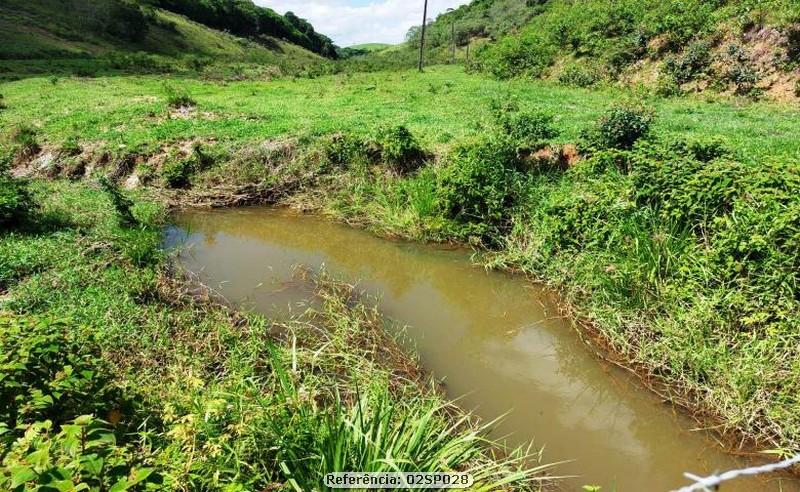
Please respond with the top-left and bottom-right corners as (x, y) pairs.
(0, 179), (554, 490)
(347, 43), (393, 52)
(3, 62), (800, 473)
(1, 66), (798, 162)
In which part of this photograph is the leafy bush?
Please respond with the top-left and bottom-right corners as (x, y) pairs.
(663, 40), (712, 85)
(585, 104), (654, 150)
(558, 63), (601, 88)
(436, 136), (524, 241)
(162, 83), (195, 108)
(161, 158), (193, 188)
(475, 31), (557, 79)
(496, 109), (559, 150)
(0, 416), (160, 491)
(544, 166), (635, 252)
(632, 142), (742, 227)
(0, 315), (121, 429)
(12, 126), (39, 157)
(0, 94), (6, 111)
(103, 0), (150, 42)
(722, 45), (761, 97)
(371, 126), (426, 174)
(655, 73), (683, 97)
(322, 132), (368, 169)
(0, 174), (33, 229)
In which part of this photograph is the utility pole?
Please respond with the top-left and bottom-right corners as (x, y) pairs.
(418, 0), (428, 72)
(451, 15), (456, 63)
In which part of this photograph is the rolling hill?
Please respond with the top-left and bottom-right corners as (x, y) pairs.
(0, 0), (326, 76)
(368, 0), (800, 100)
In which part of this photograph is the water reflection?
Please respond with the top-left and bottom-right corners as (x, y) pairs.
(166, 207), (797, 492)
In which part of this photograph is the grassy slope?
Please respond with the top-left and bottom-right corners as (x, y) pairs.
(2, 65), (800, 461)
(347, 43), (393, 52)
(0, 0), (321, 67)
(0, 67), (797, 161)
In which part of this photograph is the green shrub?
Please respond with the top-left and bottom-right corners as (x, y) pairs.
(162, 83), (195, 108)
(436, 136), (524, 241)
(0, 94), (6, 111)
(604, 33), (648, 73)
(496, 109), (559, 150)
(545, 165), (635, 252)
(632, 143), (742, 227)
(0, 416), (160, 491)
(12, 125), (39, 157)
(726, 63), (761, 96)
(0, 174), (33, 229)
(723, 45), (762, 97)
(662, 40), (712, 85)
(655, 73), (683, 97)
(323, 132), (368, 169)
(558, 63), (601, 88)
(0, 315), (121, 428)
(372, 126), (426, 174)
(475, 31), (557, 79)
(672, 137), (730, 162)
(586, 104), (654, 150)
(161, 158), (194, 188)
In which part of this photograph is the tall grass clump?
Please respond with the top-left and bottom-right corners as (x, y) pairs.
(267, 350), (554, 491)
(99, 176), (138, 227)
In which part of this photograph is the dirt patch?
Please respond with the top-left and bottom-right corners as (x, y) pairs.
(525, 143), (581, 172)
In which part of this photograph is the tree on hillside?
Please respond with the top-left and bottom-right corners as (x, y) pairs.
(152, 0), (338, 58)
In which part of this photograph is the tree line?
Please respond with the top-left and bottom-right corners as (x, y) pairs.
(142, 0), (338, 58)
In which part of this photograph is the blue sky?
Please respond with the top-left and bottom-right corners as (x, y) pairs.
(257, 0), (471, 47)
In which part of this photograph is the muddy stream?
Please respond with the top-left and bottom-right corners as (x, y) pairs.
(165, 207), (798, 491)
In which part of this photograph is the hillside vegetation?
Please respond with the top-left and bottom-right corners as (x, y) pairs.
(152, 0), (338, 58)
(0, 0), (325, 78)
(365, 0), (800, 101)
(472, 0), (800, 99)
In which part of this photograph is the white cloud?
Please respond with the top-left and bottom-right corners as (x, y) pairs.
(256, 0), (470, 47)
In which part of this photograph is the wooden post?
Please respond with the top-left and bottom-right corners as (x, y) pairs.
(418, 0), (428, 72)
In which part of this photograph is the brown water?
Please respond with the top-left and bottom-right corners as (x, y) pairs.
(166, 207), (797, 492)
